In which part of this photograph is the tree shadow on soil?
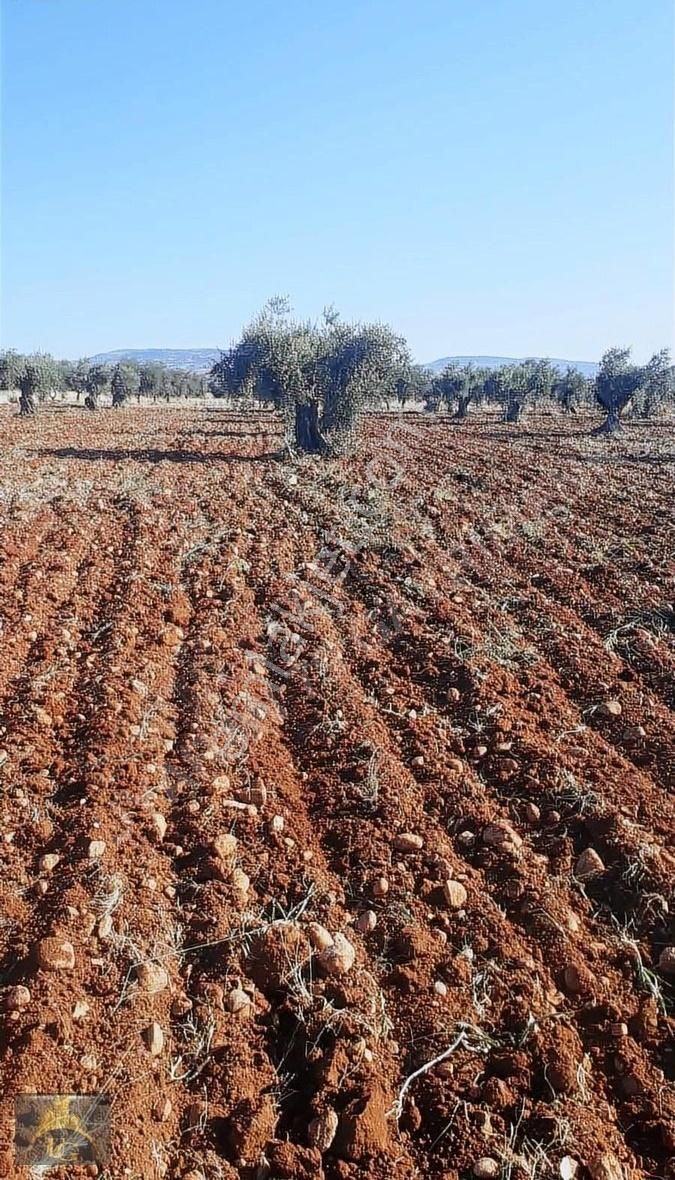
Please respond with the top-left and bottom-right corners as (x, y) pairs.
(38, 446), (281, 464)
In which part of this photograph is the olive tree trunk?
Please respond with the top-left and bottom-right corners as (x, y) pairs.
(294, 401), (328, 454)
(19, 391), (36, 416)
(593, 405), (622, 434)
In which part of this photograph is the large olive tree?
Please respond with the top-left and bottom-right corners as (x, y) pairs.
(594, 347), (671, 433)
(210, 299), (411, 454)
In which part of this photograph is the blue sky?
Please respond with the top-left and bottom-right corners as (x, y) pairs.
(1, 0), (672, 362)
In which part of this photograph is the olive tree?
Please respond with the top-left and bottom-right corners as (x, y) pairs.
(111, 362), (140, 408)
(553, 366), (591, 414)
(0, 350), (23, 392)
(497, 359), (555, 422)
(85, 363), (110, 410)
(210, 299), (411, 454)
(432, 362), (488, 419)
(17, 354), (59, 416)
(594, 347), (671, 433)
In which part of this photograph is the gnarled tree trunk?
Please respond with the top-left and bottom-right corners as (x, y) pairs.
(19, 391), (36, 416)
(594, 405), (622, 434)
(295, 401), (328, 454)
(505, 399), (522, 423)
(455, 395), (471, 420)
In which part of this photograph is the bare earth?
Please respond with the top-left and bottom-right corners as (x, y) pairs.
(0, 404), (673, 1180)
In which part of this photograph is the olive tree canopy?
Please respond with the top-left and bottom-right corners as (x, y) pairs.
(210, 299), (411, 454)
(594, 347), (672, 433)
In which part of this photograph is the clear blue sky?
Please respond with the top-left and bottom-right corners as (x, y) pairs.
(1, 0), (672, 362)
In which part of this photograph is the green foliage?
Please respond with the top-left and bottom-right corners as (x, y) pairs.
(594, 346), (672, 431)
(431, 362), (490, 417)
(0, 350), (23, 390)
(111, 362), (140, 407)
(210, 300), (411, 453)
(139, 362), (164, 399)
(16, 353), (60, 415)
(395, 364), (429, 408)
(553, 366), (591, 413)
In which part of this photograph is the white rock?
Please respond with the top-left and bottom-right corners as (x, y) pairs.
(136, 961), (169, 994)
(575, 848), (605, 880)
(307, 1108), (339, 1152)
(442, 879), (468, 909)
(307, 923), (334, 953)
(319, 933), (356, 976)
(143, 1021), (164, 1056)
(393, 832), (424, 852)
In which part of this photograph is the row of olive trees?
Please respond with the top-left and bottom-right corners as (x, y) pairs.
(0, 351), (207, 415)
(419, 351), (673, 433)
(209, 298), (413, 453)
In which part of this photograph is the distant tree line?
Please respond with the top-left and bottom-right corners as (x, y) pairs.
(3, 314), (672, 448)
(423, 351), (673, 433)
(0, 351), (207, 415)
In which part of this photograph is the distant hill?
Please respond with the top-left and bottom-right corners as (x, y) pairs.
(89, 348), (599, 379)
(88, 348), (220, 373)
(425, 355), (598, 377)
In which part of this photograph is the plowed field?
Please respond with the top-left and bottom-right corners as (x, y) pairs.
(0, 405), (673, 1180)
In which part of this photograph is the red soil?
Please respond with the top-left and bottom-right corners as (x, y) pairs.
(0, 404), (672, 1180)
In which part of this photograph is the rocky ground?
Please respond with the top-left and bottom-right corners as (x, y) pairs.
(0, 404), (672, 1180)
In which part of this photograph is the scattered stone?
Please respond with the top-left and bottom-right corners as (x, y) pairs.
(231, 867), (250, 897)
(3, 985), (31, 1011)
(73, 1000), (90, 1020)
(143, 1021), (164, 1056)
(394, 832), (424, 852)
(136, 961), (169, 994)
(307, 923), (334, 953)
(307, 1109), (339, 1152)
(319, 933), (356, 976)
(357, 910), (377, 934)
(433, 979), (448, 996)
(372, 876), (390, 897)
(211, 774), (231, 793)
(39, 852), (60, 873)
(447, 756), (464, 772)
(153, 1096), (172, 1122)
(442, 879), (468, 909)
(97, 915), (113, 940)
(87, 839), (106, 860)
(559, 1159), (579, 1180)
(270, 815), (285, 833)
(624, 725), (646, 740)
(212, 832), (238, 861)
(598, 700), (622, 718)
(482, 821), (522, 849)
(658, 946), (675, 975)
(587, 1153), (626, 1180)
(150, 812), (167, 841)
(36, 937), (75, 971)
(473, 1158), (500, 1178)
(575, 847), (605, 880)
(227, 987), (252, 1014)
(523, 802), (541, 824)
